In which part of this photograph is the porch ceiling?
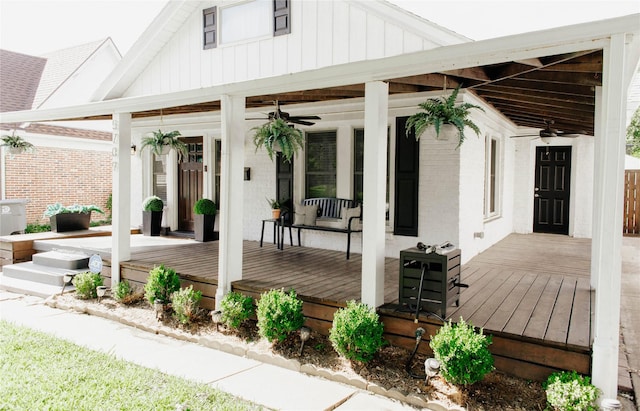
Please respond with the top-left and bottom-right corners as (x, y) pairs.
(124, 49), (601, 136)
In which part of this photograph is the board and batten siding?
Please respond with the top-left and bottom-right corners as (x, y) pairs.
(123, 0), (453, 98)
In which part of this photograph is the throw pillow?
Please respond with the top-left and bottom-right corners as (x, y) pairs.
(341, 205), (361, 229)
(304, 204), (318, 226)
(294, 204), (319, 226)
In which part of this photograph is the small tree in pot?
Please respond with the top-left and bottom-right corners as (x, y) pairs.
(193, 198), (217, 242)
(142, 196), (163, 236)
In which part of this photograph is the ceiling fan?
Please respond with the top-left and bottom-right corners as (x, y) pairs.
(511, 119), (583, 142)
(247, 101), (321, 126)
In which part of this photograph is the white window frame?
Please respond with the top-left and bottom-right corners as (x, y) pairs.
(484, 134), (502, 219)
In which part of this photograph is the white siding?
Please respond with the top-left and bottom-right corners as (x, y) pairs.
(122, 0), (461, 98)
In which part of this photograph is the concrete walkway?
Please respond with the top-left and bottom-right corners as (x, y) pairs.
(0, 291), (456, 411)
(620, 236), (640, 409)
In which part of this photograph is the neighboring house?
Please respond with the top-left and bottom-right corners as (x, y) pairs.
(2, 0), (637, 397)
(0, 40), (119, 225)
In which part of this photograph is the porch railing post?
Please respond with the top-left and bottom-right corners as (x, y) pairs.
(361, 81), (388, 308)
(215, 94), (246, 309)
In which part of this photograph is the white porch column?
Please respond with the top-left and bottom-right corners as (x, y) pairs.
(111, 112), (132, 285)
(361, 81), (389, 308)
(590, 87), (603, 291)
(215, 94), (246, 309)
(591, 33), (627, 398)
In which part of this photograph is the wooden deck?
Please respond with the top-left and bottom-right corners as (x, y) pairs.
(97, 232), (593, 381)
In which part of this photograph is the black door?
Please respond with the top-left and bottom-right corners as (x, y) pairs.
(276, 153), (293, 222)
(533, 145), (571, 234)
(394, 117), (419, 236)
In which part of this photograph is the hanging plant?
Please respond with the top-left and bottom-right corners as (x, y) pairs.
(252, 118), (304, 163)
(1, 132), (34, 155)
(139, 130), (188, 160)
(405, 85), (484, 148)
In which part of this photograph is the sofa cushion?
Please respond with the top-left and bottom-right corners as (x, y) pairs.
(294, 204), (318, 226)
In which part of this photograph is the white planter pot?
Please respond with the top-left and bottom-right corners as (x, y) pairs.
(435, 124), (458, 141)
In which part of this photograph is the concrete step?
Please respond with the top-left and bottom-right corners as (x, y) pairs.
(0, 273), (75, 298)
(2, 263), (88, 286)
(32, 250), (90, 270)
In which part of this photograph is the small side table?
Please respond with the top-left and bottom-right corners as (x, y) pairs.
(260, 218), (293, 250)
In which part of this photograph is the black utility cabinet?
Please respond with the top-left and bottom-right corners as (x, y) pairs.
(399, 247), (462, 319)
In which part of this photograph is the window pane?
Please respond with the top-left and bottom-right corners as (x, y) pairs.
(215, 140), (222, 206)
(306, 131), (336, 198)
(221, 0), (271, 44)
(490, 139), (497, 213)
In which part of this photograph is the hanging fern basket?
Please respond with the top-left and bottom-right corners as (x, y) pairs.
(252, 118), (304, 163)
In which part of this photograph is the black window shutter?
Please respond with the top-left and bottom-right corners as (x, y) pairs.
(273, 0), (290, 36)
(203, 6), (217, 49)
(394, 117), (419, 236)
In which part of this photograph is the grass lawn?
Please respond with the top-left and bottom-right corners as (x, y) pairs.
(0, 320), (258, 410)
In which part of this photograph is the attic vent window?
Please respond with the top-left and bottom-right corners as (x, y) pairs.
(220, 1), (271, 44)
(203, 6), (217, 49)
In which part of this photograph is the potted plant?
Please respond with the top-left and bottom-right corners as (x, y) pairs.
(44, 203), (104, 232)
(139, 130), (188, 160)
(1, 133), (34, 155)
(405, 85), (484, 147)
(267, 198), (281, 219)
(193, 198), (217, 242)
(252, 117), (304, 163)
(142, 195), (163, 236)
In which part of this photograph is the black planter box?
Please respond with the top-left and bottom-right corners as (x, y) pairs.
(142, 210), (163, 236)
(50, 212), (91, 232)
(194, 214), (218, 242)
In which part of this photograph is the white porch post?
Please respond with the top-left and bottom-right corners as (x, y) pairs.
(215, 94), (246, 309)
(361, 81), (389, 307)
(590, 87), (603, 291)
(591, 33), (627, 398)
(111, 112), (132, 285)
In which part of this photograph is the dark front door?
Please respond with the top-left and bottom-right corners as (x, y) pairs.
(394, 116), (420, 236)
(178, 137), (204, 231)
(533, 145), (571, 234)
(276, 152), (293, 222)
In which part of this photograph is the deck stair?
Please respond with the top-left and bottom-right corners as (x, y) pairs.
(0, 250), (90, 298)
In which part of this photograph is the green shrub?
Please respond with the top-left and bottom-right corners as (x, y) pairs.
(144, 264), (181, 305)
(329, 300), (386, 363)
(429, 318), (494, 385)
(543, 371), (600, 411)
(142, 196), (164, 212)
(220, 292), (254, 329)
(113, 280), (143, 305)
(256, 288), (304, 343)
(25, 223), (50, 233)
(171, 286), (202, 325)
(72, 272), (103, 300)
(193, 199), (217, 215)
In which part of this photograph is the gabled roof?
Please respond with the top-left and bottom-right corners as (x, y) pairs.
(0, 49), (46, 112)
(93, 0), (470, 102)
(33, 38), (118, 108)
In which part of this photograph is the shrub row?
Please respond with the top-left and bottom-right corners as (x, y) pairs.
(73, 264), (600, 402)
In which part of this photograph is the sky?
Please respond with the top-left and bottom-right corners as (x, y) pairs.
(0, 0), (638, 57)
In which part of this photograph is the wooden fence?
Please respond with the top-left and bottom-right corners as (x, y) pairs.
(624, 169), (640, 236)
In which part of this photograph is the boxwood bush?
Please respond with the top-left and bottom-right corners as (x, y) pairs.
(256, 288), (304, 343)
(72, 272), (103, 300)
(144, 264), (181, 305)
(429, 318), (494, 385)
(220, 291), (254, 329)
(329, 300), (386, 363)
(543, 370), (600, 411)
